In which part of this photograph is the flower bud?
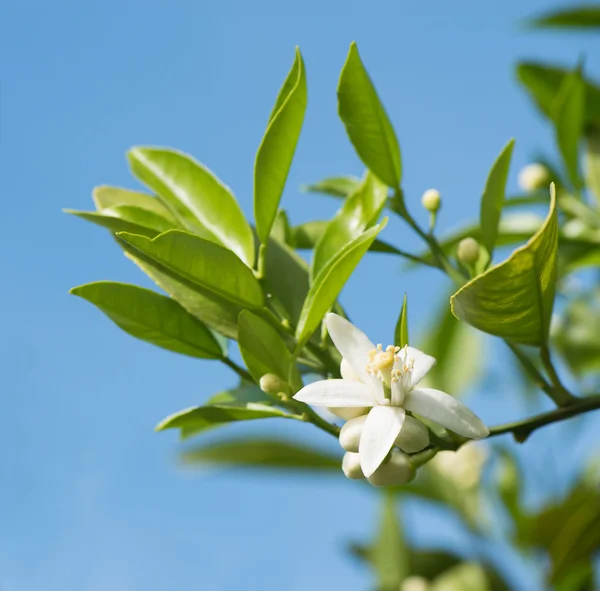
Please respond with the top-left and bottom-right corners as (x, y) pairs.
(401, 576), (431, 591)
(259, 374), (287, 395)
(518, 163), (550, 192)
(339, 414), (367, 452)
(421, 188), (441, 213)
(395, 416), (430, 453)
(342, 452), (365, 480)
(457, 237), (480, 266)
(367, 450), (415, 487)
(340, 358), (359, 381)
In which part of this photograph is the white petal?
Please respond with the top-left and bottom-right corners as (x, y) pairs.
(340, 358), (360, 381)
(342, 452), (365, 480)
(359, 406), (405, 478)
(367, 449), (415, 487)
(327, 406), (369, 420)
(339, 414), (367, 453)
(395, 415), (430, 453)
(405, 346), (436, 387)
(326, 313), (384, 401)
(404, 388), (489, 439)
(294, 379), (375, 407)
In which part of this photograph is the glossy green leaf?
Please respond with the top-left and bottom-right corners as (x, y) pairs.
(394, 293), (409, 348)
(70, 281), (223, 359)
(64, 209), (163, 238)
(118, 230), (264, 310)
(180, 437), (342, 471)
(92, 185), (177, 219)
(451, 186), (558, 346)
(555, 69), (584, 189)
(312, 172), (388, 278)
(302, 175), (362, 198)
(527, 6), (600, 29)
(128, 147), (255, 266)
(270, 210), (293, 245)
(371, 494), (408, 591)
(479, 139), (515, 258)
(585, 129), (600, 204)
(338, 42), (401, 188)
(254, 48), (307, 244)
(156, 404), (294, 437)
(238, 310), (295, 384)
(295, 219), (387, 346)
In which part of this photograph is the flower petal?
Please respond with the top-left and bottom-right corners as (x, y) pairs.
(327, 406), (369, 420)
(359, 406), (405, 477)
(326, 313), (384, 401)
(294, 379), (376, 407)
(405, 346), (436, 387)
(395, 415), (430, 453)
(404, 388), (489, 439)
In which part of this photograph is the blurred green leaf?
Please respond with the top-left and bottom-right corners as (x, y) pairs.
(555, 69), (585, 189)
(180, 438), (342, 471)
(338, 42), (401, 188)
(254, 48), (307, 244)
(371, 494), (408, 591)
(70, 281), (223, 359)
(270, 210), (293, 245)
(480, 139), (515, 259)
(496, 448), (525, 530)
(451, 186), (558, 346)
(118, 230), (264, 310)
(527, 6), (600, 29)
(92, 185), (177, 219)
(302, 175), (362, 198)
(312, 172), (388, 278)
(128, 147), (255, 267)
(431, 563), (490, 591)
(585, 128), (600, 204)
(238, 310), (298, 385)
(156, 404), (294, 438)
(394, 293), (409, 348)
(295, 219), (387, 346)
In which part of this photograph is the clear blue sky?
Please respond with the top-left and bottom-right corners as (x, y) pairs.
(2, 1), (600, 589)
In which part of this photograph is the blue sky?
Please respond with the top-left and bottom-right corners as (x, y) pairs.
(2, 1), (600, 589)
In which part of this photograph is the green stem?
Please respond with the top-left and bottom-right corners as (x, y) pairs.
(221, 357), (253, 382)
(540, 344), (577, 406)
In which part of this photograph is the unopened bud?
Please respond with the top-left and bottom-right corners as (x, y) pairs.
(368, 450), (415, 487)
(518, 163), (550, 192)
(395, 416), (430, 453)
(327, 406), (368, 420)
(457, 237), (480, 265)
(259, 374), (287, 395)
(339, 414), (366, 452)
(421, 188), (441, 213)
(342, 452), (365, 480)
(401, 576), (431, 591)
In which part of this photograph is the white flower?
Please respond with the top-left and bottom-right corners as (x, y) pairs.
(518, 163), (550, 192)
(294, 313), (489, 478)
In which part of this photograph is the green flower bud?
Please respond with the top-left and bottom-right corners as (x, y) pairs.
(395, 416), (430, 453)
(259, 373), (287, 395)
(457, 237), (480, 265)
(518, 163), (550, 192)
(401, 576), (431, 591)
(367, 450), (415, 487)
(342, 452), (365, 480)
(421, 188), (441, 213)
(339, 414), (367, 452)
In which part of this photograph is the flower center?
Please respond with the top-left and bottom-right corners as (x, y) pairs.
(366, 344), (399, 387)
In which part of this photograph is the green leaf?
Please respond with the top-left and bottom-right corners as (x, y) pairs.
(270, 210), (293, 245)
(180, 437), (342, 471)
(254, 48), (307, 244)
(117, 230), (264, 310)
(302, 175), (362, 198)
(338, 42), (401, 188)
(585, 128), (600, 204)
(238, 310), (295, 384)
(312, 172), (388, 278)
(451, 185), (558, 346)
(371, 494), (408, 591)
(206, 383), (274, 407)
(479, 139), (515, 258)
(555, 69), (585, 189)
(128, 147), (255, 266)
(70, 281), (223, 359)
(156, 404), (294, 437)
(394, 293), (409, 348)
(295, 219), (387, 346)
(431, 563), (490, 591)
(92, 185), (177, 220)
(64, 209), (163, 238)
(527, 6), (600, 29)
